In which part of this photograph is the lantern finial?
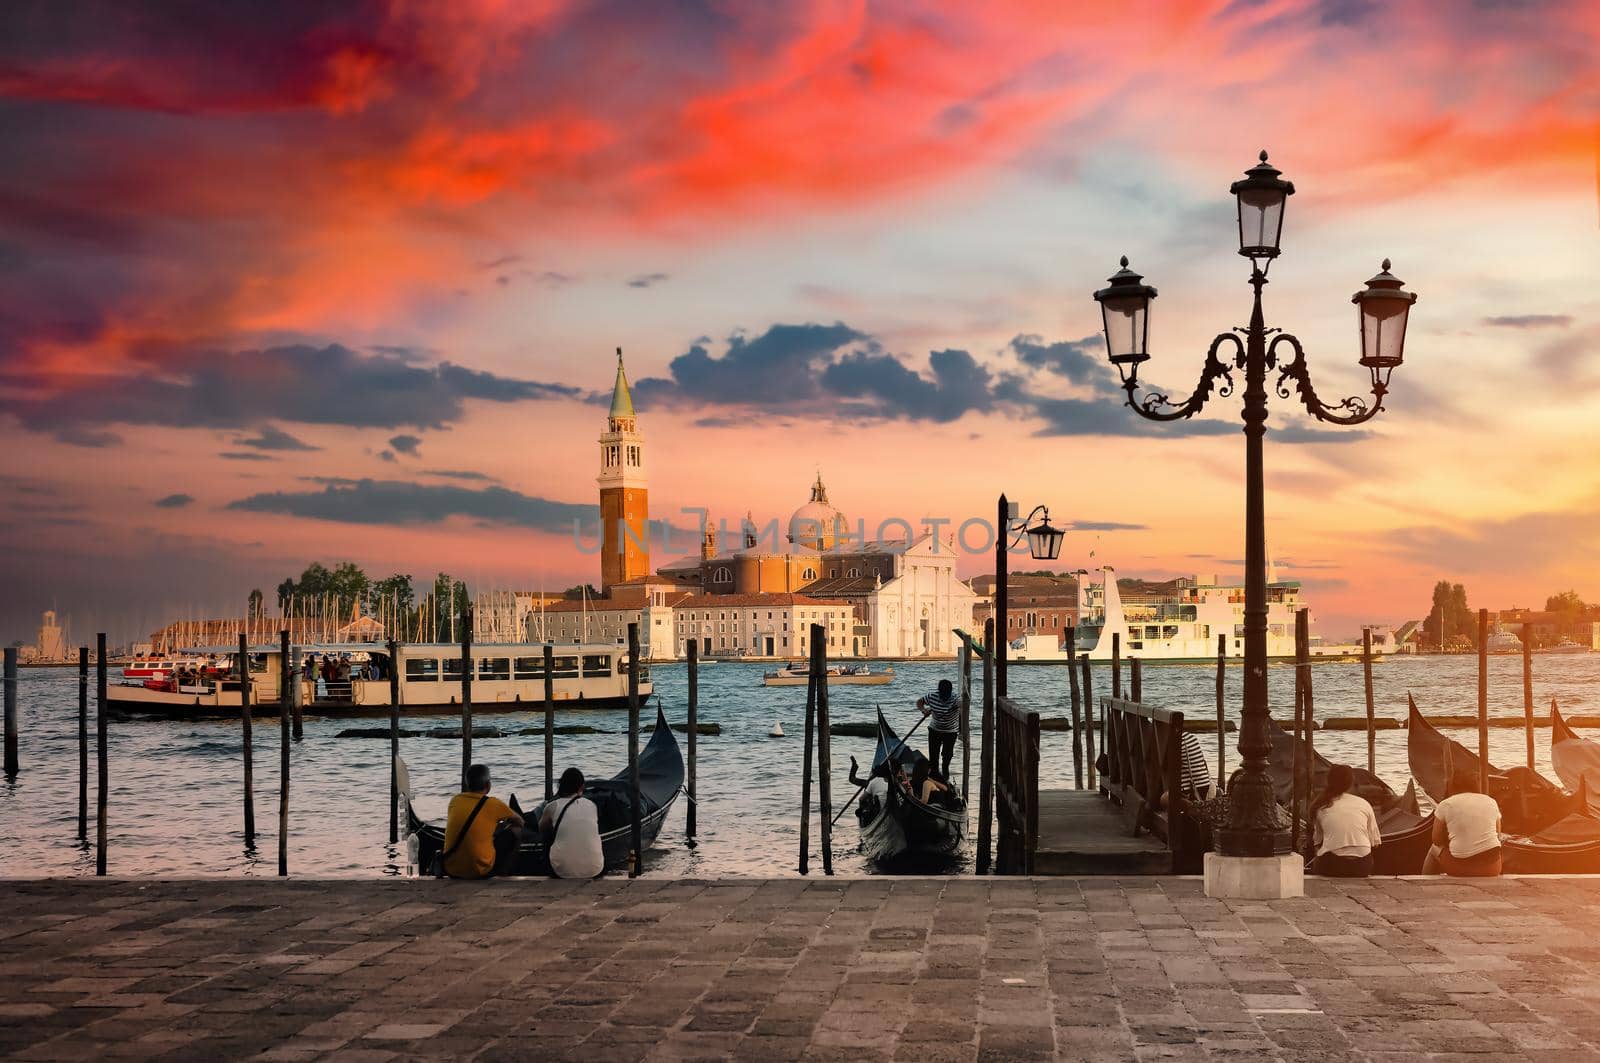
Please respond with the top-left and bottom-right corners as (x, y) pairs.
(1382, 257), (1391, 271)
(1259, 149), (1268, 163)
(1120, 255), (1129, 267)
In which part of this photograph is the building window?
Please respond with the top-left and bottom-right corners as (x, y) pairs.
(846, 567), (859, 577)
(712, 567), (731, 584)
(801, 567), (816, 581)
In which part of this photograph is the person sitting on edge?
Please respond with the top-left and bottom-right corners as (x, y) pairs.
(1310, 763), (1382, 877)
(1423, 776), (1503, 877)
(917, 679), (961, 779)
(539, 768), (604, 880)
(442, 764), (524, 879)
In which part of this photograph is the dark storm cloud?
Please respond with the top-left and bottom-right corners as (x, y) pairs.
(388, 433), (421, 455)
(219, 451), (273, 461)
(1008, 334), (1110, 390)
(235, 424), (319, 451)
(627, 272), (670, 288)
(2, 343), (580, 445)
(633, 322), (869, 408)
(154, 493), (194, 508)
(821, 347), (994, 423)
(1028, 395), (1235, 438)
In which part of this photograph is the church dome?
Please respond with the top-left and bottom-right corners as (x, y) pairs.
(788, 472), (847, 550)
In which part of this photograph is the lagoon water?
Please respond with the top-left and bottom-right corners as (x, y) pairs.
(2, 652), (1597, 878)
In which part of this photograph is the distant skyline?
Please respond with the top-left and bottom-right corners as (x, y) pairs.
(1, 1), (1597, 643)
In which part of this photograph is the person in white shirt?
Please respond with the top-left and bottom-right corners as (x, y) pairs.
(539, 767), (605, 880)
(1310, 763), (1382, 877)
(1423, 777), (1503, 877)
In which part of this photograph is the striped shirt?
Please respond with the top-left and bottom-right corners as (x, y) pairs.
(1179, 732), (1211, 796)
(922, 690), (961, 733)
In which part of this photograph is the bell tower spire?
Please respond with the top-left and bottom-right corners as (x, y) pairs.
(598, 347), (648, 594)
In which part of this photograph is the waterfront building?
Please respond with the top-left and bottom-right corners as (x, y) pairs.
(972, 573), (1080, 641)
(19, 609), (71, 663)
(655, 472), (977, 657)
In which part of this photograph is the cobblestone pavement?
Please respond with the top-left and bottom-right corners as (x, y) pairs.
(6, 877), (1600, 1061)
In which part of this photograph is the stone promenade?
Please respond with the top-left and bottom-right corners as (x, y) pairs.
(6, 877), (1600, 1061)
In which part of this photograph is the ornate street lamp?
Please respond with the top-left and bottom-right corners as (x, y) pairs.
(993, 497), (1063, 700)
(1091, 151), (1416, 867)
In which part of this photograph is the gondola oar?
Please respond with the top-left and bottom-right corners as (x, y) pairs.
(829, 706), (931, 829)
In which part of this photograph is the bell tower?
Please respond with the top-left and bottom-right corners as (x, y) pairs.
(598, 347), (649, 593)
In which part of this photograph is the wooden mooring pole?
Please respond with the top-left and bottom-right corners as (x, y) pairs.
(1477, 608), (1489, 795)
(3, 646), (16, 778)
(1298, 609), (1315, 862)
(626, 623), (642, 878)
(977, 617), (995, 874)
(1522, 622), (1535, 771)
(543, 644), (555, 801)
(460, 605), (474, 791)
(1130, 657), (1142, 703)
(95, 633), (107, 876)
(1111, 632), (1122, 699)
(78, 647), (88, 839)
(686, 638), (698, 844)
(958, 640), (973, 806)
(799, 659), (816, 876)
(1214, 634), (1226, 792)
(1362, 628), (1376, 775)
(1067, 630), (1083, 790)
(1081, 653), (1096, 791)
(1290, 613), (1306, 854)
(279, 630), (291, 876)
(814, 625), (834, 875)
(290, 641), (304, 741)
(238, 634), (255, 848)
(387, 638), (400, 844)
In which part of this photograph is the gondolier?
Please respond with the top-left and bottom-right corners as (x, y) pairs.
(917, 679), (960, 779)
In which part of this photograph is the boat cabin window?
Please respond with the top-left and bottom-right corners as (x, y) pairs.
(583, 654), (611, 678)
(551, 655), (580, 678)
(514, 656), (546, 679)
(479, 657), (510, 681)
(442, 658), (463, 680)
(405, 658), (440, 682)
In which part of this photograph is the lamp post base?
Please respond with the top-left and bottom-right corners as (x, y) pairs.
(1203, 851), (1304, 899)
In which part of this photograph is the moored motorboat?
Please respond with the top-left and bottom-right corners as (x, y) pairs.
(763, 663), (894, 687)
(855, 710), (966, 862)
(1267, 719), (1433, 874)
(403, 705), (684, 876)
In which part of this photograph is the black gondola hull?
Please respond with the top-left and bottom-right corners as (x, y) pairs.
(856, 711), (966, 863)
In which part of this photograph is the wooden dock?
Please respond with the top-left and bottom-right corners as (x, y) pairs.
(1032, 789), (1172, 875)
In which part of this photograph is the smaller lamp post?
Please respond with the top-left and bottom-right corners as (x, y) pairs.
(994, 495), (1064, 698)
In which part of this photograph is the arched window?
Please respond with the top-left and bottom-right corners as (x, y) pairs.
(801, 567), (817, 581)
(712, 567), (732, 584)
(846, 567), (860, 578)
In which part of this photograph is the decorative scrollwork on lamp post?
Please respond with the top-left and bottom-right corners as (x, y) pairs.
(1090, 152), (1417, 858)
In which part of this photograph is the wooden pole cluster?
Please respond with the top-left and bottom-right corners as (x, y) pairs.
(1067, 631), (1083, 790)
(1214, 633), (1226, 792)
(1522, 622), (1535, 771)
(387, 639), (400, 844)
(95, 633), (107, 876)
(1362, 628), (1376, 774)
(1130, 658), (1142, 703)
(543, 644), (555, 801)
(238, 634), (255, 848)
(686, 639), (698, 844)
(626, 623), (642, 878)
(1111, 632), (1122, 699)
(958, 640), (973, 806)
(813, 624), (834, 876)
(78, 648), (88, 839)
(977, 617), (996, 874)
(2, 646), (16, 778)
(460, 605), (474, 790)
(1477, 608), (1489, 794)
(1081, 653), (1096, 791)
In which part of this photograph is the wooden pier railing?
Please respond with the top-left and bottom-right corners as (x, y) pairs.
(994, 695), (1039, 875)
(1100, 696), (1204, 873)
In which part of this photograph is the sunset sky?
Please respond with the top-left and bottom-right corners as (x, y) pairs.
(1, 0), (1597, 644)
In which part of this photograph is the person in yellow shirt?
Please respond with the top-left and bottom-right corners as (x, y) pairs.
(442, 763), (524, 879)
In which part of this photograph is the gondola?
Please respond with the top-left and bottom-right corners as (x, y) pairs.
(855, 710), (966, 862)
(1267, 719), (1434, 874)
(1405, 696), (1579, 836)
(1550, 701), (1600, 807)
(403, 705), (684, 876)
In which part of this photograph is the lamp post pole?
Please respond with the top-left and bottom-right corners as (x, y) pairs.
(1092, 151), (1416, 865)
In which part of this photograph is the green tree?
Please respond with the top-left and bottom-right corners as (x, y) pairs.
(561, 583), (601, 600)
(326, 561), (369, 615)
(1424, 580), (1477, 651)
(1546, 590), (1587, 613)
(247, 588), (263, 617)
(370, 574), (415, 616)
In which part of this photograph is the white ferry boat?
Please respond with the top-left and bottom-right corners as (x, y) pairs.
(106, 641), (651, 719)
(1007, 567), (1329, 664)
